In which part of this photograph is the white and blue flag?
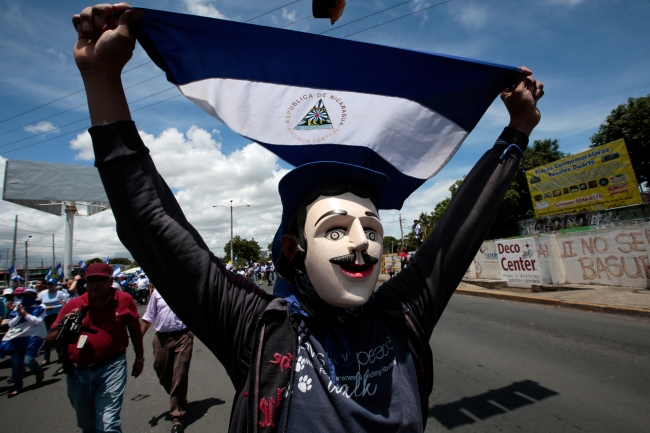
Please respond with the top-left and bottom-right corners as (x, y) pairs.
(105, 257), (110, 264)
(78, 260), (87, 270)
(8, 265), (22, 281)
(113, 265), (122, 278)
(56, 262), (64, 281)
(45, 266), (53, 280)
(134, 8), (522, 208)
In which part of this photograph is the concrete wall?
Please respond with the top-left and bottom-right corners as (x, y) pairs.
(470, 223), (650, 289)
(474, 241), (501, 279)
(555, 224), (650, 288)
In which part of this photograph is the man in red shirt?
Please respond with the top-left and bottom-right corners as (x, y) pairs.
(47, 263), (144, 433)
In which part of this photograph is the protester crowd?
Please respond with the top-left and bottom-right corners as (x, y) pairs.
(225, 260), (275, 286)
(0, 261), (273, 432)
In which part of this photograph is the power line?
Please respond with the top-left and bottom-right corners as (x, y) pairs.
(0, 60), (155, 125)
(282, 0), (355, 28)
(245, 0), (301, 22)
(0, 2), (309, 126)
(319, 0), (412, 35)
(342, 0), (452, 38)
(0, 85), (176, 148)
(0, 73), (166, 137)
(1, 92), (182, 155)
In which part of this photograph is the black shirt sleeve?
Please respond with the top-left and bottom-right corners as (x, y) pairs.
(89, 121), (272, 386)
(374, 127), (529, 338)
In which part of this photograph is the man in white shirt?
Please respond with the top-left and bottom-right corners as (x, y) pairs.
(136, 274), (149, 305)
(142, 290), (193, 433)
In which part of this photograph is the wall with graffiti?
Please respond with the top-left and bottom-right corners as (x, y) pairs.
(555, 225), (650, 288)
(468, 223), (650, 289)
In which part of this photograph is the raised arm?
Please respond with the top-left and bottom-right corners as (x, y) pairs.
(375, 68), (544, 337)
(73, 3), (272, 386)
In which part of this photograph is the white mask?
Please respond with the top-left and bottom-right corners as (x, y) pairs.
(303, 192), (383, 308)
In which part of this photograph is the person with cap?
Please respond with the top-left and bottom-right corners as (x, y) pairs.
(0, 287), (46, 397)
(115, 273), (131, 295)
(38, 277), (68, 366)
(46, 263), (144, 432)
(71, 4), (543, 431)
(136, 273), (150, 305)
(141, 288), (194, 433)
(0, 288), (12, 319)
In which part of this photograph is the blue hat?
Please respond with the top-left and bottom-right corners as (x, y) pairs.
(46, 277), (58, 285)
(272, 161), (390, 264)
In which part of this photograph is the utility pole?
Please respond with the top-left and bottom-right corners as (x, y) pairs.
(213, 201), (250, 264)
(399, 213), (404, 248)
(11, 215), (18, 268)
(24, 235), (32, 282)
(52, 234), (56, 268)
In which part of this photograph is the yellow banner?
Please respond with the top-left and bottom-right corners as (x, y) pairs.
(526, 139), (642, 218)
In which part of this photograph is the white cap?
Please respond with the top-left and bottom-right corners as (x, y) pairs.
(2, 288), (13, 295)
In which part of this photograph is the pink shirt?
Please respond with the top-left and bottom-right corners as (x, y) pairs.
(142, 289), (187, 333)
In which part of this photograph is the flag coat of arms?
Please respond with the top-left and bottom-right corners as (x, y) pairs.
(134, 8), (522, 209)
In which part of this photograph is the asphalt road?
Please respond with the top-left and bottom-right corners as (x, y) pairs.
(1, 293), (648, 432)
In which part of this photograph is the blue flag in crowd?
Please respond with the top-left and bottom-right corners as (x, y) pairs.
(8, 265), (22, 282)
(56, 263), (64, 281)
(105, 257), (110, 264)
(45, 266), (52, 280)
(134, 8), (522, 209)
(78, 260), (87, 270)
(112, 265), (121, 278)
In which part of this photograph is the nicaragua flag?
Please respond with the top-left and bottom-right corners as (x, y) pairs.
(105, 257), (110, 264)
(133, 8), (522, 209)
(56, 262), (64, 280)
(112, 265), (122, 278)
(8, 265), (17, 280)
(78, 260), (87, 270)
(45, 266), (52, 280)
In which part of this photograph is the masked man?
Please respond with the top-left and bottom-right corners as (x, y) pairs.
(72, 4), (543, 432)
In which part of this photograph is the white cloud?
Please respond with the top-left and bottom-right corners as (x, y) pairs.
(69, 125), (288, 256)
(450, 2), (490, 30)
(281, 9), (297, 21)
(70, 131), (94, 161)
(183, 0), (227, 19)
(46, 47), (65, 63)
(409, 0), (430, 25)
(24, 121), (58, 134)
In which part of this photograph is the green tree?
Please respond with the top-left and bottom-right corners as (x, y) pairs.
(590, 94), (649, 188)
(382, 235), (399, 253)
(108, 257), (132, 266)
(86, 257), (103, 265)
(405, 178), (463, 248)
(223, 236), (261, 265)
(488, 138), (568, 238)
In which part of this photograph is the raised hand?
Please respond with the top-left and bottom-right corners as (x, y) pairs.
(500, 66), (544, 136)
(72, 3), (142, 76)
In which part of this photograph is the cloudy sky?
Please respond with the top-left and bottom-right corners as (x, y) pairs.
(0, 0), (648, 267)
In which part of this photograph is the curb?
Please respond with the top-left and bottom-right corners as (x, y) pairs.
(455, 288), (650, 318)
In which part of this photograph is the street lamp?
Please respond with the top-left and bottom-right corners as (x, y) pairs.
(24, 235), (32, 283)
(213, 200), (250, 264)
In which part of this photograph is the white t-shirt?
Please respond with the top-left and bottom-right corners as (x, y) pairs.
(137, 278), (149, 291)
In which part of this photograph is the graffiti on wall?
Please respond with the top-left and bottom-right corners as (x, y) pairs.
(558, 226), (650, 287)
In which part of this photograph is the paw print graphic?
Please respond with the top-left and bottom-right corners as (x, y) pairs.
(295, 356), (307, 372)
(298, 375), (312, 393)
